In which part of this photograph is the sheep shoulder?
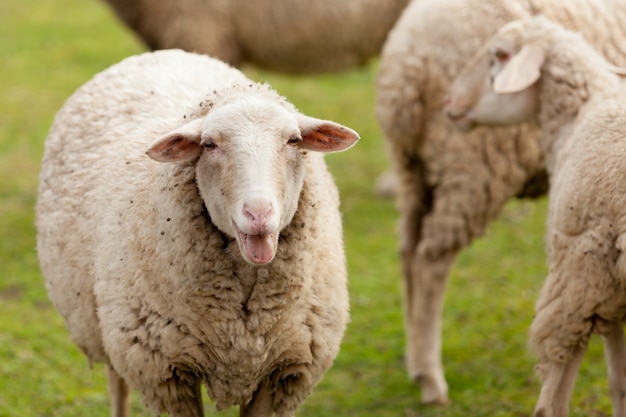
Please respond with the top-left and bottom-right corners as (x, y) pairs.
(530, 84), (626, 367)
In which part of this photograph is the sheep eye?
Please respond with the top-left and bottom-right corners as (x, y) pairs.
(494, 48), (510, 62)
(203, 140), (217, 151)
(287, 135), (301, 147)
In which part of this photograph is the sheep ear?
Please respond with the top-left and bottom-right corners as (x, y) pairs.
(146, 118), (204, 162)
(296, 114), (360, 153)
(494, 44), (545, 94)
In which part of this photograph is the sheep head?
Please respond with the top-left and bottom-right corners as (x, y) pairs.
(146, 96), (359, 265)
(444, 17), (549, 131)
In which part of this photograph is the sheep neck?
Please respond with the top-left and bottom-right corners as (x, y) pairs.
(536, 46), (621, 175)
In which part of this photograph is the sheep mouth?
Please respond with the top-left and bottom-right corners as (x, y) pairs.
(233, 225), (279, 265)
(446, 110), (476, 131)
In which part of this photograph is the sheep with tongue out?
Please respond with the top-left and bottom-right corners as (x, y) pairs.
(145, 90), (355, 267)
(37, 49), (358, 417)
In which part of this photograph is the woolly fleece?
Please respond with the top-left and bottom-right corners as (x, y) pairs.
(37, 49), (350, 416)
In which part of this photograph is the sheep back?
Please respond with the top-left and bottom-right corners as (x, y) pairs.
(102, 0), (411, 73)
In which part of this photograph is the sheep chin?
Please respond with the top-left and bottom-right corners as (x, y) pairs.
(234, 227), (279, 265)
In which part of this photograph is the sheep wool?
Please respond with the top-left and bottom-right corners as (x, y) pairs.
(101, 0), (410, 74)
(375, 0), (626, 404)
(36, 49), (358, 417)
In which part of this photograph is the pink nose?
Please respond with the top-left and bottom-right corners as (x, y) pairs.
(242, 201), (274, 232)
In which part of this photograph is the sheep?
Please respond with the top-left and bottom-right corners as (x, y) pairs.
(445, 15), (626, 417)
(375, 0), (626, 404)
(35, 48), (359, 417)
(100, 0), (411, 74)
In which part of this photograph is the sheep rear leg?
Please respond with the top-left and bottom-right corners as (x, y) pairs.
(533, 345), (585, 417)
(240, 379), (274, 417)
(106, 364), (130, 417)
(403, 247), (456, 404)
(603, 321), (626, 417)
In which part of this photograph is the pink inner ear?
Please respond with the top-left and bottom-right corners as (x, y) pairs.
(147, 134), (203, 162)
(147, 117), (204, 163)
(301, 124), (359, 152)
(153, 136), (184, 157)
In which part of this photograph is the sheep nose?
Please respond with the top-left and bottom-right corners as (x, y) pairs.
(443, 94), (467, 121)
(243, 201), (274, 232)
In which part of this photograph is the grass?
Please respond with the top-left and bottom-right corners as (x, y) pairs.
(0, 0), (613, 416)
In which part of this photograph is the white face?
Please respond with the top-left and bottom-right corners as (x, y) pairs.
(146, 94), (359, 266)
(445, 33), (540, 130)
(195, 100), (305, 265)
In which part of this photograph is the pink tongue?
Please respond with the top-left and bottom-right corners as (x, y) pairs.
(242, 233), (276, 264)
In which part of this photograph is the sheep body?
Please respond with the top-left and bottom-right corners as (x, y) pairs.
(446, 16), (626, 417)
(36, 49), (358, 417)
(375, 0), (626, 403)
(102, 0), (411, 73)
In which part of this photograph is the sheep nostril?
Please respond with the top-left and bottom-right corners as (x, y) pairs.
(243, 202), (274, 229)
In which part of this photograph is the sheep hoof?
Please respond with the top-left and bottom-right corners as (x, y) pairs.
(414, 374), (449, 405)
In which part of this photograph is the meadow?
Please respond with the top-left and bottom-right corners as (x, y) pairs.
(0, 0), (613, 416)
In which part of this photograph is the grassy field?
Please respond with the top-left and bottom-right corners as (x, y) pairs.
(0, 0), (613, 416)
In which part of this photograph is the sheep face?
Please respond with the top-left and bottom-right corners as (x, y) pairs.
(146, 97), (359, 265)
(445, 19), (543, 131)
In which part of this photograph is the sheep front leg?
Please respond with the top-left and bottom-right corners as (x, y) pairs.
(240, 379), (274, 417)
(603, 321), (626, 417)
(191, 378), (205, 417)
(403, 245), (456, 405)
(533, 346), (585, 417)
(143, 373), (205, 417)
(106, 364), (130, 417)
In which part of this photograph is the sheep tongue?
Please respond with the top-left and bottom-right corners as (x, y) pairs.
(243, 233), (276, 264)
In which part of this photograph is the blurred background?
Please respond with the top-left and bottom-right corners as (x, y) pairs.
(0, 0), (611, 416)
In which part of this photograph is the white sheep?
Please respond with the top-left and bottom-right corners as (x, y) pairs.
(36, 49), (359, 417)
(375, 0), (626, 404)
(101, 0), (411, 74)
(445, 15), (626, 417)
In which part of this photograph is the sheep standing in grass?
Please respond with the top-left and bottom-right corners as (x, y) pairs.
(445, 16), (626, 417)
(36, 49), (359, 417)
(101, 0), (411, 74)
(375, 0), (626, 404)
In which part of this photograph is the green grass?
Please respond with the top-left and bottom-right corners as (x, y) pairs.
(0, 0), (612, 416)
